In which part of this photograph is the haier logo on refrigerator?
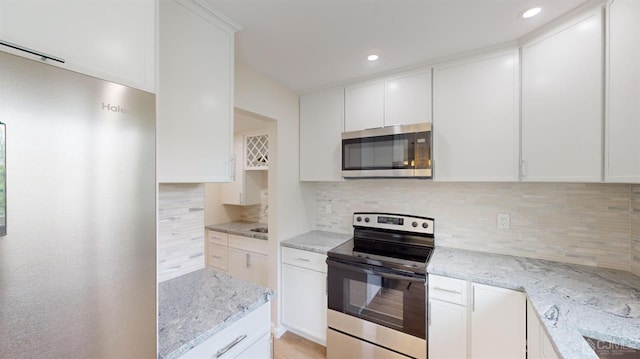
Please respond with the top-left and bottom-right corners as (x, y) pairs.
(102, 103), (126, 114)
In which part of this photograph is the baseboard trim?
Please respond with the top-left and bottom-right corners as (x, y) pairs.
(272, 325), (287, 339)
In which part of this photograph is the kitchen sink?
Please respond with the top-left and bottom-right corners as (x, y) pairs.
(583, 336), (639, 359)
(250, 227), (268, 233)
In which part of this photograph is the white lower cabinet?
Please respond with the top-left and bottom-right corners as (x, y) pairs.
(527, 301), (560, 359)
(470, 283), (526, 359)
(228, 247), (269, 288)
(179, 301), (271, 359)
(428, 275), (526, 359)
(281, 247), (327, 345)
(207, 230), (269, 288)
(428, 299), (467, 359)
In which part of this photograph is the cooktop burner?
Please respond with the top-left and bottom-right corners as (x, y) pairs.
(327, 212), (435, 275)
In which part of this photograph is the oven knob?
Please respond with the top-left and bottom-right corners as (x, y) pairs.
(422, 222), (429, 229)
(412, 221), (418, 228)
(356, 216), (362, 222)
(364, 217), (370, 223)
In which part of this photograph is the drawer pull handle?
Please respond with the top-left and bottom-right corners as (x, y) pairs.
(211, 255), (222, 259)
(295, 257), (311, 262)
(433, 286), (461, 294)
(213, 334), (247, 358)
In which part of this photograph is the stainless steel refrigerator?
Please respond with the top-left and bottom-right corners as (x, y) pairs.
(0, 50), (156, 358)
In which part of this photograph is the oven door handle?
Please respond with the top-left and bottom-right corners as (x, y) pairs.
(327, 259), (425, 283)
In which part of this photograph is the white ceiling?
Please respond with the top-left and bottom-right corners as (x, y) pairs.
(205, 0), (594, 93)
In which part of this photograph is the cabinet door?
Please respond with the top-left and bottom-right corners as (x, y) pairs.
(236, 333), (271, 359)
(344, 80), (384, 132)
(222, 135), (261, 205)
(606, 0), (640, 182)
(300, 88), (344, 181)
(521, 8), (603, 182)
(157, 0), (236, 183)
(470, 283), (525, 359)
(527, 300), (560, 359)
(428, 299), (467, 359)
(527, 301), (542, 359)
(248, 252), (269, 288)
(228, 248), (252, 282)
(282, 264), (327, 344)
(207, 243), (229, 272)
(0, 0), (154, 92)
(229, 248), (268, 287)
(385, 70), (432, 126)
(433, 50), (520, 181)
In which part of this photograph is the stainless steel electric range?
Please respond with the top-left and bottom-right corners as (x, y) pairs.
(326, 212), (435, 359)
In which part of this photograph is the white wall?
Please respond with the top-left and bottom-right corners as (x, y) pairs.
(234, 62), (316, 334)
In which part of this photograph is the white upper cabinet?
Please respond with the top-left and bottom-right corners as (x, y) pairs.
(0, 0), (155, 92)
(606, 0), (640, 182)
(157, 0), (240, 183)
(221, 135), (262, 205)
(300, 88), (345, 181)
(384, 70), (432, 127)
(433, 50), (520, 182)
(344, 70), (431, 132)
(344, 80), (385, 132)
(521, 8), (604, 182)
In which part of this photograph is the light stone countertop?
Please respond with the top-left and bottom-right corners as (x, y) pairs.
(158, 268), (274, 359)
(281, 230), (352, 254)
(205, 221), (268, 240)
(427, 247), (640, 359)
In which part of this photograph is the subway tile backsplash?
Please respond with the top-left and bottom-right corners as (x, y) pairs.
(316, 181), (636, 272)
(158, 183), (205, 283)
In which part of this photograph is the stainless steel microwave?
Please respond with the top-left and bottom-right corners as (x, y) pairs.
(341, 123), (432, 178)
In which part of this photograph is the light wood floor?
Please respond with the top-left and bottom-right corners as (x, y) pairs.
(273, 332), (326, 359)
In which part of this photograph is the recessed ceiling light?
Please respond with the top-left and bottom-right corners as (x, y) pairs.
(522, 7), (541, 19)
(367, 54), (379, 61)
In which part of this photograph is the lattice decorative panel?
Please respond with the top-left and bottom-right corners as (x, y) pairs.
(245, 134), (268, 169)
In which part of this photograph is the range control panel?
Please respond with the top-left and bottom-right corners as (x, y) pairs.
(352, 212), (434, 235)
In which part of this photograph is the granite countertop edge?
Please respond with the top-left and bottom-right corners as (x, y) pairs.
(205, 221), (268, 241)
(427, 247), (640, 359)
(163, 291), (274, 359)
(280, 230), (352, 254)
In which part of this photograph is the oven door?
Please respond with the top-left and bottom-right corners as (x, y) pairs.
(327, 258), (426, 339)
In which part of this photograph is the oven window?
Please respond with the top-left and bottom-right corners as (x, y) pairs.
(346, 277), (404, 331)
(327, 260), (426, 339)
(343, 134), (412, 170)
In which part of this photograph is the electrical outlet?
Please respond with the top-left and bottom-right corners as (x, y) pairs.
(325, 203), (332, 214)
(497, 213), (510, 229)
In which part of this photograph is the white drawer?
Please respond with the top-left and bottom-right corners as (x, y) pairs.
(229, 234), (269, 255)
(179, 301), (270, 359)
(429, 274), (468, 305)
(208, 230), (228, 246)
(281, 247), (327, 273)
(208, 243), (229, 271)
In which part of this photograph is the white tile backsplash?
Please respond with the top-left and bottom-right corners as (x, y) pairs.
(315, 181), (634, 271)
(240, 171), (268, 223)
(157, 183), (205, 282)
